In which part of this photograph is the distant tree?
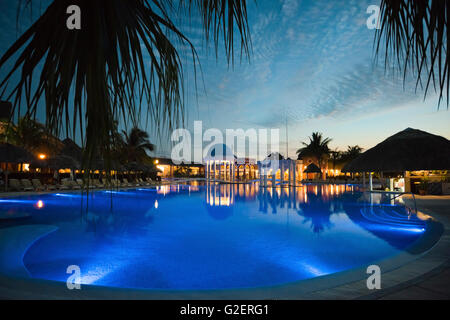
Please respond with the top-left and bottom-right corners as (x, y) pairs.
(121, 127), (155, 163)
(329, 148), (342, 171)
(296, 132), (332, 169)
(342, 145), (363, 162)
(0, 0), (252, 172)
(1, 116), (58, 155)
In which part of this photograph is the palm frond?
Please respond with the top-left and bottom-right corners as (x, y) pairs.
(0, 0), (252, 175)
(375, 0), (449, 107)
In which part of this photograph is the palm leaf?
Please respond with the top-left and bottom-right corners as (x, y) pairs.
(0, 0), (252, 178)
(375, 0), (449, 107)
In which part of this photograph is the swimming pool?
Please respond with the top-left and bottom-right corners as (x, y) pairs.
(0, 183), (440, 291)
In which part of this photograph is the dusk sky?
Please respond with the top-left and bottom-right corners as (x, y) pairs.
(1, 0), (449, 159)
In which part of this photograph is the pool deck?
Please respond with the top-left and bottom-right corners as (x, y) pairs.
(0, 191), (449, 300)
(362, 195), (450, 300)
(306, 195), (450, 300)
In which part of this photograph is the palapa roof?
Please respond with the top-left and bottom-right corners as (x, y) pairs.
(0, 143), (35, 163)
(60, 138), (83, 161)
(343, 128), (450, 172)
(304, 163), (322, 173)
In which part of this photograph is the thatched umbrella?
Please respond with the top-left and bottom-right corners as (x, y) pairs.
(60, 138), (82, 162)
(343, 128), (450, 173)
(31, 155), (80, 184)
(304, 163), (322, 173)
(304, 163), (322, 180)
(0, 143), (35, 191)
(32, 155), (80, 170)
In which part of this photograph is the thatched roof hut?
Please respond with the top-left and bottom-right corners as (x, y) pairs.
(0, 143), (35, 163)
(60, 138), (83, 162)
(304, 163), (322, 173)
(32, 155), (80, 170)
(343, 128), (450, 173)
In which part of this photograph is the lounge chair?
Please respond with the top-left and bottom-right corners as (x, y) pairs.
(92, 179), (104, 188)
(76, 178), (95, 189)
(8, 179), (24, 191)
(61, 179), (74, 190)
(138, 178), (150, 186)
(20, 179), (35, 191)
(31, 179), (46, 191)
(122, 178), (134, 187)
(58, 183), (70, 190)
(112, 179), (121, 188)
(69, 180), (81, 190)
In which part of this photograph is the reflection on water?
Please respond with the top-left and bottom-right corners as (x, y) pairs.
(0, 181), (435, 290)
(201, 182), (428, 237)
(203, 183), (356, 233)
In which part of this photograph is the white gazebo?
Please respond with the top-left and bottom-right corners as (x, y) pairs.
(204, 144), (237, 182)
(257, 157), (303, 187)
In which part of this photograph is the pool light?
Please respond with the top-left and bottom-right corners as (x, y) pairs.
(35, 200), (44, 209)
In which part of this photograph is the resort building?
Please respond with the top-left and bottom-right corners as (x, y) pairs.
(343, 128), (450, 195)
(297, 155), (328, 180)
(152, 157), (204, 178)
(204, 144), (258, 182)
(258, 156), (304, 187)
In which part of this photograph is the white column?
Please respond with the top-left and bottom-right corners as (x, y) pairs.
(363, 172), (366, 190)
(293, 162), (297, 186)
(369, 172), (373, 191)
(289, 161), (293, 185)
(223, 162), (227, 181)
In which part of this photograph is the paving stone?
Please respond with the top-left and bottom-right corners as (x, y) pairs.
(380, 285), (449, 300)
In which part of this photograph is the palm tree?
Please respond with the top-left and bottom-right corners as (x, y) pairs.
(376, 1), (450, 107)
(121, 127), (155, 164)
(329, 148), (342, 172)
(1, 116), (58, 155)
(0, 0), (252, 171)
(342, 145), (363, 162)
(296, 132), (332, 169)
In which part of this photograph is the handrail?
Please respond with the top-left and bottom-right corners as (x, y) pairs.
(366, 190), (418, 216)
(390, 192), (418, 216)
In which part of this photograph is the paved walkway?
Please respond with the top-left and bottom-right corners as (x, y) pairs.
(362, 195), (450, 300)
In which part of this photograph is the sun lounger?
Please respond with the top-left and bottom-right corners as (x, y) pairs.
(69, 180), (81, 190)
(61, 179), (74, 190)
(122, 178), (134, 187)
(138, 178), (150, 186)
(57, 183), (70, 190)
(31, 179), (46, 191)
(20, 179), (35, 191)
(76, 178), (95, 189)
(8, 179), (24, 191)
(92, 179), (104, 188)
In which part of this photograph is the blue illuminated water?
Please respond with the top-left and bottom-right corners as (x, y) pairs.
(0, 183), (431, 290)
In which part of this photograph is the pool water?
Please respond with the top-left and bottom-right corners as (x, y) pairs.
(0, 183), (431, 290)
